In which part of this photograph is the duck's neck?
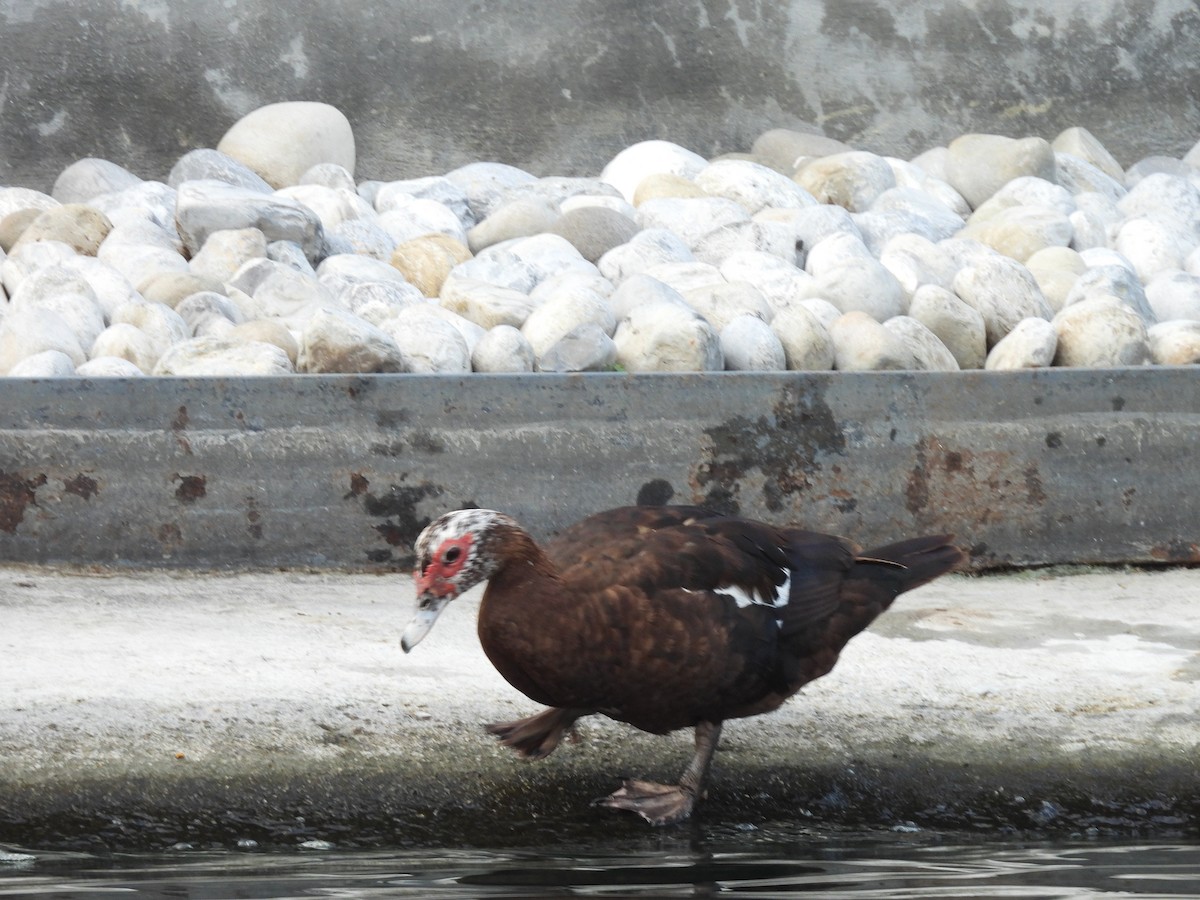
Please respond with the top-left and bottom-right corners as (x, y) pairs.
(482, 523), (560, 599)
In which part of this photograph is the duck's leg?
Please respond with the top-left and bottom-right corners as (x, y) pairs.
(598, 720), (723, 826)
(486, 707), (586, 759)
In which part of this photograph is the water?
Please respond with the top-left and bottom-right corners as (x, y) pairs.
(3, 826), (1199, 898)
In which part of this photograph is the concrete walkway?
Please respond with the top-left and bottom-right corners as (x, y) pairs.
(1, 566), (1197, 849)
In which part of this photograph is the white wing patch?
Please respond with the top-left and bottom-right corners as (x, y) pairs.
(715, 570), (792, 610)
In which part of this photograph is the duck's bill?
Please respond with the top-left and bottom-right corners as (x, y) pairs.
(401, 597), (450, 653)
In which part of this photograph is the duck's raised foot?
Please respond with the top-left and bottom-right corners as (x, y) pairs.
(596, 778), (698, 826)
(485, 707), (582, 759)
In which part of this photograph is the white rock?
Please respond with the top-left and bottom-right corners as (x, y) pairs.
(175, 291), (245, 337)
(168, 149), (274, 193)
(683, 281), (774, 331)
(7, 349), (77, 377)
(189, 227), (268, 285)
(609, 274), (691, 321)
(9, 267), (106, 350)
(339, 280), (422, 325)
(229, 258), (338, 327)
(613, 303), (723, 372)
(795, 151), (896, 212)
(229, 320), (299, 364)
(984, 317), (1058, 369)
(882, 316), (960, 370)
(906, 284), (987, 369)
(377, 197), (470, 246)
(444, 161), (538, 221)
(1024, 246), (1087, 312)
(1054, 153), (1127, 203)
(439, 276), (536, 329)
(718, 250), (818, 313)
(0, 187), (59, 222)
(719, 314), (786, 371)
(770, 305), (835, 370)
(1069, 192), (1123, 250)
(958, 205), (1074, 262)
(910, 146), (950, 181)
(1117, 173), (1200, 242)
(537, 323), (619, 372)
(2, 240), (83, 296)
(217, 101), (355, 189)
(528, 267), (615, 304)
(559, 193), (639, 220)
(798, 298), (843, 331)
(57, 256), (142, 321)
(953, 255), (1053, 346)
(110, 301), (189, 359)
(408, 303), (487, 355)
(803, 231), (874, 277)
(0, 307), (87, 373)
(76, 356), (146, 377)
(316, 253), (410, 294)
(691, 219), (799, 266)
(89, 322), (161, 372)
(878, 233), (960, 297)
(694, 159), (816, 214)
(383, 306), (472, 373)
(815, 256), (906, 321)
(1053, 298), (1150, 367)
(1188, 246), (1200, 277)
(972, 176), (1075, 219)
(1145, 271), (1200, 322)
(297, 162), (355, 191)
(829, 311), (914, 370)
(175, 180), (326, 262)
(547, 205), (640, 263)
(471, 325), (535, 373)
(1113, 216), (1189, 283)
(1052, 127), (1125, 182)
(520, 287), (615, 357)
(1147, 320), (1200, 365)
(374, 176), (474, 229)
(467, 196), (561, 253)
(52, 158), (142, 204)
(635, 197), (750, 250)
(886, 157), (971, 216)
(859, 186), (965, 248)
(644, 261), (725, 295)
(944, 133), (1057, 209)
(502, 233), (594, 285)
(275, 184), (374, 235)
(98, 242), (190, 290)
(1062, 264), (1156, 323)
(767, 203), (861, 266)
(448, 247), (537, 294)
(597, 228), (694, 282)
(600, 140), (708, 203)
(153, 336), (295, 375)
(297, 307), (405, 373)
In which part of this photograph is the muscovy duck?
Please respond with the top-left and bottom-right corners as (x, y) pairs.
(402, 505), (963, 825)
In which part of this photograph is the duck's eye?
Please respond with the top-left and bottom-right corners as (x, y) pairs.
(444, 546), (462, 563)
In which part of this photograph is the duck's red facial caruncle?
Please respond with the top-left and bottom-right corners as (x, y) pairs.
(414, 533), (474, 599)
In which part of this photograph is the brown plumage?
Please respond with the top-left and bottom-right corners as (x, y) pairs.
(401, 505), (963, 825)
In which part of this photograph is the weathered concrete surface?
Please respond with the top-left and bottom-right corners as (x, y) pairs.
(2, 0), (1199, 190)
(0, 370), (1197, 571)
(0, 566), (1196, 850)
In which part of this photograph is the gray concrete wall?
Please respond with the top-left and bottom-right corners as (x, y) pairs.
(2, 0), (1199, 190)
(0, 369), (1196, 571)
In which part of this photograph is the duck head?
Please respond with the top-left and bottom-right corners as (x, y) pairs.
(401, 508), (518, 652)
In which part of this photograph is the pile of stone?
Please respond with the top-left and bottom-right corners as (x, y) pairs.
(1, 100), (1198, 377)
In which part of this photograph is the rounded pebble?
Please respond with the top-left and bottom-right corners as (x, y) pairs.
(217, 102), (355, 189)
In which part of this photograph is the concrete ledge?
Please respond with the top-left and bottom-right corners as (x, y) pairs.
(1, 566), (1196, 849)
(0, 369), (1197, 570)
